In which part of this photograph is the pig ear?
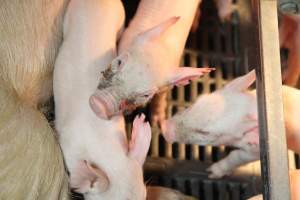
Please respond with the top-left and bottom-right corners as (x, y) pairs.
(70, 160), (109, 194)
(128, 114), (152, 166)
(136, 16), (180, 45)
(167, 67), (214, 87)
(223, 70), (256, 92)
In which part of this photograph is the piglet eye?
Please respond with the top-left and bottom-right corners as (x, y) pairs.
(194, 128), (209, 135)
(117, 59), (122, 66)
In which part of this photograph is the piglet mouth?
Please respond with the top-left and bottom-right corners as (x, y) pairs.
(89, 90), (120, 119)
(119, 100), (139, 115)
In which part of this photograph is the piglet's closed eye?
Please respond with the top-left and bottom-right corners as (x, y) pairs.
(70, 160), (109, 194)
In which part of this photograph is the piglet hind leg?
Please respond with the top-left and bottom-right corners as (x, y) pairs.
(207, 148), (259, 179)
(129, 114), (152, 165)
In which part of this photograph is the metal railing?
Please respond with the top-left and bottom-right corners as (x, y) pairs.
(252, 0), (291, 199)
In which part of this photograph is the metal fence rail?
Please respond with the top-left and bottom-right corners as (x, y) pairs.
(252, 0), (291, 199)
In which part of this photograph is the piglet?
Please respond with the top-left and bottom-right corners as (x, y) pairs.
(162, 70), (300, 178)
(53, 0), (151, 199)
(90, 0), (213, 122)
(279, 14), (300, 86)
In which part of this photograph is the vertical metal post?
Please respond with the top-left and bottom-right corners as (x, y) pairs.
(251, 0), (291, 199)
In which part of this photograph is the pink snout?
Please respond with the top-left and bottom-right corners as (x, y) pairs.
(89, 95), (110, 119)
(161, 120), (176, 143)
(89, 91), (119, 119)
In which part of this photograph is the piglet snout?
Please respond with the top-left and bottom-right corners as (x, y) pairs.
(89, 90), (119, 119)
(89, 95), (109, 119)
(161, 120), (176, 143)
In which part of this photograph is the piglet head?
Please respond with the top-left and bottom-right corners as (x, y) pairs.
(161, 92), (228, 145)
(90, 16), (213, 119)
(162, 70), (257, 146)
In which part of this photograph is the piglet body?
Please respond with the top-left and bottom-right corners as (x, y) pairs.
(54, 0), (151, 199)
(162, 71), (300, 178)
(119, 0), (200, 58)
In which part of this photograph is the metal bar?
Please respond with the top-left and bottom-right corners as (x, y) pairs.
(252, 0), (291, 199)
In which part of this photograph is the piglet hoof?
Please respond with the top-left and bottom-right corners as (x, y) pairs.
(206, 164), (230, 179)
(129, 114), (152, 165)
(131, 114), (151, 148)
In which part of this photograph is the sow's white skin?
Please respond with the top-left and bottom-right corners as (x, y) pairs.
(162, 70), (300, 178)
(90, 0), (214, 121)
(53, 0), (151, 199)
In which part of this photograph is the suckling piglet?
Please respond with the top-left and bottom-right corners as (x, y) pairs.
(90, 0), (213, 121)
(162, 70), (300, 178)
(54, 0), (151, 199)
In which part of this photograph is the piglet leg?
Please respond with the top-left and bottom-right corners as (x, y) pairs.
(207, 148), (259, 178)
(129, 114), (152, 165)
(207, 123), (260, 178)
